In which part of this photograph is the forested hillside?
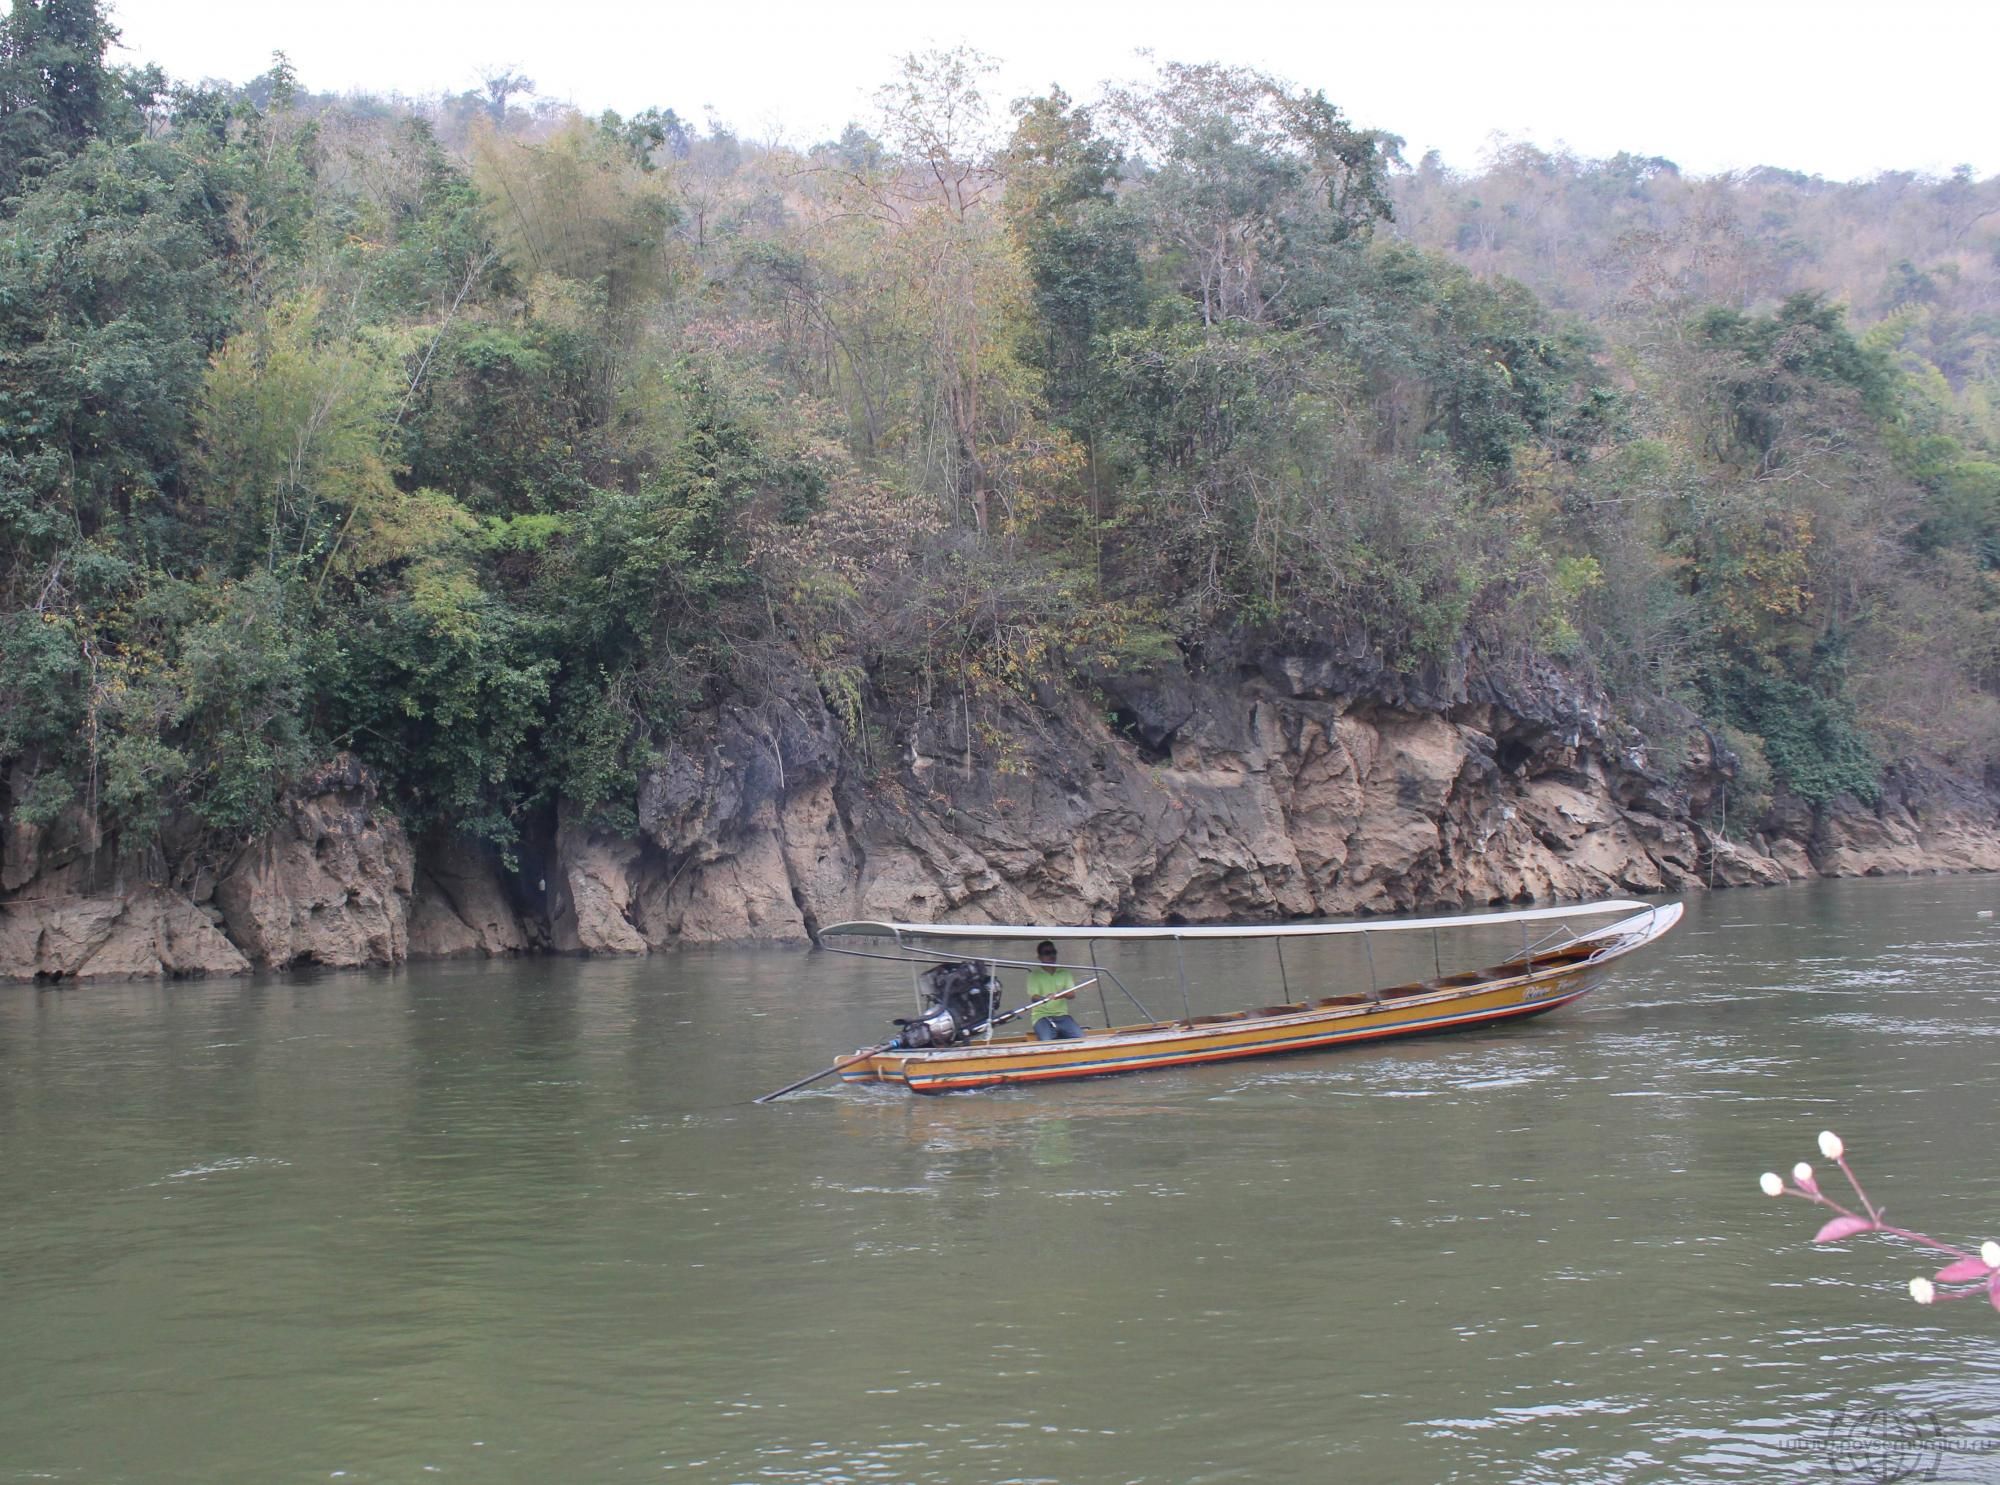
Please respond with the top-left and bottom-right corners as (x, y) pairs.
(4, 3), (1998, 933)
(1393, 143), (2000, 791)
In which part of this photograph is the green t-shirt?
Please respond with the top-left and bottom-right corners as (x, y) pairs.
(1025, 966), (1076, 1022)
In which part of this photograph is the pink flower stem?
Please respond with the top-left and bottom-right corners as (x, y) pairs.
(1782, 1182), (1973, 1260)
(1833, 1153), (1878, 1222)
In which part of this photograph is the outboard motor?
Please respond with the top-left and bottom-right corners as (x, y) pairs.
(892, 960), (1002, 1048)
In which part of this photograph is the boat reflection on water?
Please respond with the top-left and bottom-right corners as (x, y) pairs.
(828, 1085), (1191, 1155)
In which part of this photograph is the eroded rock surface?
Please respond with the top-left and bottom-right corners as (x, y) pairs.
(492, 653), (2000, 952)
(7, 656), (2000, 982)
(215, 755), (413, 969)
(1801, 766), (2000, 877)
(409, 835), (529, 959)
(0, 890), (249, 982)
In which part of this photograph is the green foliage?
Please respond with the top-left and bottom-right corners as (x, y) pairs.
(354, 119), (495, 320)
(167, 574), (312, 831)
(1714, 722), (1775, 828)
(1004, 90), (1146, 429)
(311, 580), (555, 845)
(0, 608), (84, 761)
(1697, 294), (1898, 467)
(471, 116), (680, 312)
(0, 134), (232, 598)
(0, 0), (151, 199)
(4, 49), (1996, 885)
(597, 106), (693, 170)
(477, 512), (566, 552)
(0, 573), (312, 844)
(98, 732), (186, 839)
(1711, 663), (1880, 806)
(1108, 61), (1401, 328)
(556, 369), (764, 659)
(401, 313), (610, 513)
(545, 668), (638, 833)
(1311, 244), (1611, 471)
(1921, 459), (2000, 565)
(1541, 553), (1604, 655)
(9, 768), (75, 827)
(197, 291), (402, 578)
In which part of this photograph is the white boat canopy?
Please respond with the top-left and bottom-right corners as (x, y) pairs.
(819, 899), (1653, 943)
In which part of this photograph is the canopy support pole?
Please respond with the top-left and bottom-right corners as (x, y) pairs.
(900, 928), (925, 1012)
(1433, 928), (1442, 980)
(1275, 938), (1291, 1000)
(1089, 939), (1111, 1028)
(1174, 935), (1193, 1022)
(1364, 932), (1378, 1000)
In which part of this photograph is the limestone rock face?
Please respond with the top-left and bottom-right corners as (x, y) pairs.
(627, 654), (1823, 945)
(1804, 767), (2000, 877)
(215, 755), (413, 969)
(0, 890), (249, 982)
(548, 821), (648, 955)
(1701, 833), (1793, 889)
(1, 815), (40, 893)
(622, 698), (851, 945)
(15, 652), (2000, 980)
(408, 836), (528, 959)
(636, 801), (807, 944)
(0, 785), (106, 899)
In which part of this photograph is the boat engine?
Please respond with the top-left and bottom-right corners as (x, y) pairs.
(893, 960), (1001, 1048)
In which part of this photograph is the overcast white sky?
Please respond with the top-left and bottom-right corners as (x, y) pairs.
(101, 0), (1996, 181)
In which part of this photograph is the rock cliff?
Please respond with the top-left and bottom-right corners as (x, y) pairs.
(1, 753), (419, 982)
(5, 652), (1998, 982)
(494, 649), (1994, 954)
(213, 755), (415, 970)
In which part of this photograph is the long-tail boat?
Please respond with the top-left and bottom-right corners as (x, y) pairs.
(779, 899), (1680, 1096)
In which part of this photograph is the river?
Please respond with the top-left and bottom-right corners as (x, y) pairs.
(4, 876), (1999, 1483)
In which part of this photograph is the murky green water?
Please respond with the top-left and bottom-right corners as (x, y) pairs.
(5, 877), (2000, 1483)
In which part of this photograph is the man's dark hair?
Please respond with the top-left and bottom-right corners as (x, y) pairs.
(1036, 940), (1057, 958)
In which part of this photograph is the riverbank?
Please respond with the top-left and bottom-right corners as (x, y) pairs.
(6, 649), (1998, 982)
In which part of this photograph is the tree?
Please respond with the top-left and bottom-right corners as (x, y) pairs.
(481, 68), (534, 124)
(0, 134), (232, 608)
(0, 0), (137, 198)
(471, 115), (679, 312)
(600, 106), (693, 170)
(1003, 89), (1146, 436)
(872, 46), (1004, 222)
(781, 47), (1051, 540)
(1107, 62), (1400, 327)
(196, 290), (404, 584)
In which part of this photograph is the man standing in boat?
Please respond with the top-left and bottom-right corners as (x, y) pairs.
(1026, 941), (1086, 1040)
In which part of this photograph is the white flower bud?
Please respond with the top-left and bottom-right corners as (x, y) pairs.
(1910, 1277), (1936, 1305)
(1760, 1171), (1784, 1197)
(1818, 1131), (1844, 1161)
(1983, 1241), (2000, 1269)
(1793, 1162), (1814, 1186)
